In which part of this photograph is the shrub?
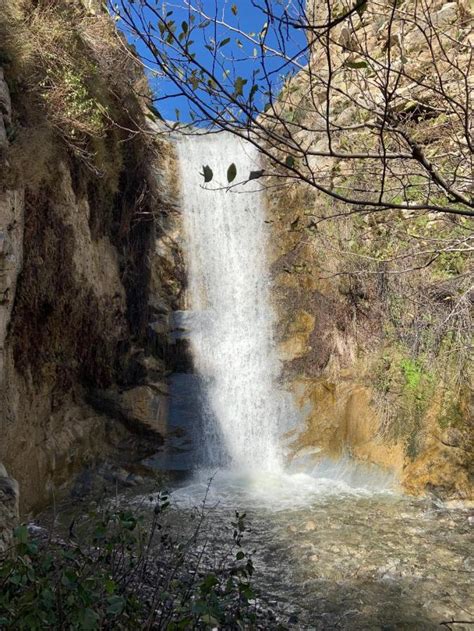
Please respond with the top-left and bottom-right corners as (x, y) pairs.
(0, 492), (281, 630)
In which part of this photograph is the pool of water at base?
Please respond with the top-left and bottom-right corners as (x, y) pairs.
(136, 467), (473, 630)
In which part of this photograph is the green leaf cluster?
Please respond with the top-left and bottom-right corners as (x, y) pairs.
(0, 499), (279, 629)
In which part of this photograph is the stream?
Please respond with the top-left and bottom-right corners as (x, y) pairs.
(128, 467), (473, 630)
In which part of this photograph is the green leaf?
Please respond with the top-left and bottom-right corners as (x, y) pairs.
(233, 76), (248, 97)
(285, 155), (295, 168)
(249, 83), (258, 101)
(78, 608), (99, 630)
(227, 163), (237, 183)
(202, 165), (213, 182)
(219, 37), (231, 48)
(107, 595), (125, 616)
(344, 59), (368, 69)
(181, 20), (188, 34)
(201, 614), (219, 625)
(105, 579), (116, 595)
(231, 3), (238, 15)
(147, 104), (163, 120)
(356, 0), (368, 17)
(249, 169), (265, 180)
(200, 574), (219, 593)
(14, 525), (29, 545)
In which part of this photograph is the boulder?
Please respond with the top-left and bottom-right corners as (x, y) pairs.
(88, 384), (169, 437)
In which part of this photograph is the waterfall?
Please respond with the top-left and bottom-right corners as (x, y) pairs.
(177, 133), (288, 472)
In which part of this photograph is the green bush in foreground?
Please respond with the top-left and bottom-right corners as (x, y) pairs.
(0, 493), (281, 630)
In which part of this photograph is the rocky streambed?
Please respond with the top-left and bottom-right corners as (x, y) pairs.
(31, 464), (473, 630)
(153, 470), (473, 630)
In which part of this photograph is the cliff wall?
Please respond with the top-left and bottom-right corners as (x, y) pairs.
(270, 0), (473, 498)
(0, 0), (183, 535)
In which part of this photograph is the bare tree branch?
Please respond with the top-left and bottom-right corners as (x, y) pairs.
(109, 0), (473, 218)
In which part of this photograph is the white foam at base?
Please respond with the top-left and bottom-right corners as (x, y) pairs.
(139, 459), (398, 512)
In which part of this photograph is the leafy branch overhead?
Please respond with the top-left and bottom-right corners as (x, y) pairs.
(113, 0), (473, 218)
(200, 163), (237, 185)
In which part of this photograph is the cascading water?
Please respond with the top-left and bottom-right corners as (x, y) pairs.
(177, 133), (290, 472)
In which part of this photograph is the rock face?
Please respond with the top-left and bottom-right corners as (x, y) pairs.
(0, 66), (23, 386)
(268, 0), (473, 499)
(0, 0), (185, 523)
(0, 67), (24, 542)
(0, 464), (18, 554)
(0, 67), (11, 153)
(271, 206), (473, 500)
(0, 188), (24, 388)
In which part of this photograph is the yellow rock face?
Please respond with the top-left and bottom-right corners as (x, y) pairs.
(401, 398), (474, 499)
(279, 310), (315, 361)
(283, 365), (473, 498)
(288, 378), (405, 477)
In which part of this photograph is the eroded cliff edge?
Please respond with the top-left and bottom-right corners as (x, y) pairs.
(0, 0), (183, 529)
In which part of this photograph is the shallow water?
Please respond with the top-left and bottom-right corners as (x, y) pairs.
(139, 467), (473, 630)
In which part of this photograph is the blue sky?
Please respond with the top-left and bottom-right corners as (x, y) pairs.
(114, 0), (307, 122)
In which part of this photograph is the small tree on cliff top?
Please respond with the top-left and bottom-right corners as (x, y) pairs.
(111, 0), (473, 220)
